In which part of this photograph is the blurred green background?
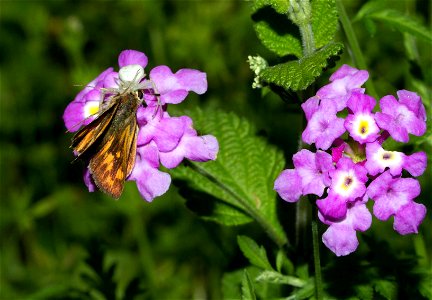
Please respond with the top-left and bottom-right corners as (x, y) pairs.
(0, 1), (430, 299)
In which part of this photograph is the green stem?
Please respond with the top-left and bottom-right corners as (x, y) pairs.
(311, 205), (323, 300)
(188, 162), (289, 248)
(300, 23), (315, 56)
(336, 0), (378, 99)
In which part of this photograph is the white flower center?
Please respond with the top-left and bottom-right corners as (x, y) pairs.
(353, 114), (375, 137)
(373, 148), (402, 169)
(334, 170), (358, 197)
(84, 101), (100, 118)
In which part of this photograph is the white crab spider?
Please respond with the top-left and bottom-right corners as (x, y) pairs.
(97, 64), (162, 117)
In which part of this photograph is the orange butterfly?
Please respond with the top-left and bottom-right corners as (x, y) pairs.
(71, 91), (141, 199)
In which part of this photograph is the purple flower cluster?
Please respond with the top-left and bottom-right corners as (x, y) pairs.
(64, 50), (218, 201)
(274, 65), (427, 256)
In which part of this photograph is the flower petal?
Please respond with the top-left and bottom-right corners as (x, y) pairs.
(274, 169), (303, 203)
(393, 202), (426, 235)
(129, 143), (171, 202)
(118, 50), (148, 68)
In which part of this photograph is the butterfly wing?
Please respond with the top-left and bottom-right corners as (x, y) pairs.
(88, 94), (139, 199)
(71, 98), (120, 156)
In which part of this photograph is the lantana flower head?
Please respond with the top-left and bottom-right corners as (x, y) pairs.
(275, 64), (428, 256)
(64, 49), (219, 201)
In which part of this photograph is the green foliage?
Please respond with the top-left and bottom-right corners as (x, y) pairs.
(355, 1), (432, 43)
(253, 22), (303, 58)
(252, 0), (290, 14)
(0, 0), (431, 299)
(171, 109), (287, 246)
(260, 41), (343, 90)
(255, 270), (305, 287)
(251, 0), (344, 91)
(312, 0), (339, 48)
(237, 235), (274, 270)
(241, 270), (257, 300)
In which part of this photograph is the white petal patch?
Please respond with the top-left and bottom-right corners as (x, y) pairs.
(372, 148), (403, 169)
(333, 170), (359, 197)
(352, 114), (376, 138)
(84, 101), (100, 118)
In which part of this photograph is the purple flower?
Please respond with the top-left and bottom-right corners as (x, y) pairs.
(375, 90), (427, 142)
(63, 68), (113, 131)
(365, 142), (427, 177)
(367, 171), (425, 234)
(393, 202), (426, 235)
(274, 169), (303, 203)
(147, 66), (208, 106)
(158, 116), (219, 169)
(319, 202), (372, 256)
(275, 64), (428, 256)
(293, 149), (334, 197)
(316, 64), (369, 111)
(274, 149), (334, 202)
(344, 92), (380, 144)
(64, 50), (218, 201)
(128, 143), (171, 202)
(317, 157), (368, 220)
(302, 100), (346, 150)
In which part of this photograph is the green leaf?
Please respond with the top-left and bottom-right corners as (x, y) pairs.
(287, 278), (315, 300)
(355, 2), (432, 43)
(374, 279), (397, 300)
(251, 1), (302, 58)
(241, 270), (257, 300)
(260, 42), (343, 91)
(311, 0), (339, 48)
(201, 201), (253, 226)
(237, 236), (273, 270)
(355, 284), (374, 300)
(254, 22), (303, 58)
(255, 270), (305, 287)
(223, 267), (282, 299)
(171, 109), (287, 246)
(276, 249), (294, 274)
(252, 0), (290, 14)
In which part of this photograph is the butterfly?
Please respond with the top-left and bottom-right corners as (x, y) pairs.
(71, 91), (142, 199)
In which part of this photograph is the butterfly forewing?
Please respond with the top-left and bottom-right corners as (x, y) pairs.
(71, 93), (141, 199)
(72, 99), (120, 156)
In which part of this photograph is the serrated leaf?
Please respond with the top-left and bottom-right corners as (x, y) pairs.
(252, 2), (302, 58)
(260, 42), (343, 90)
(255, 270), (305, 287)
(252, 0), (290, 14)
(311, 0), (338, 48)
(254, 22), (302, 58)
(374, 279), (397, 300)
(237, 235), (273, 270)
(241, 270), (257, 300)
(171, 109), (287, 246)
(355, 2), (432, 43)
